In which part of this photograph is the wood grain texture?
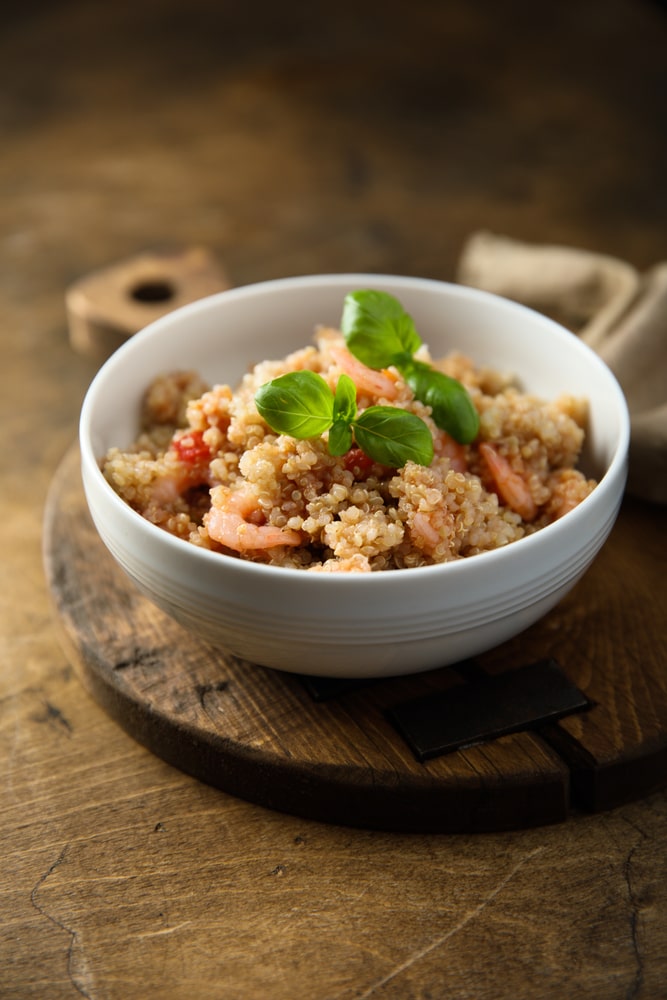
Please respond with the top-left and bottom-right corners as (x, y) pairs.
(43, 446), (572, 833)
(2, 0), (667, 996)
(43, 444), (667, 836)
(477, 498), (667, 811)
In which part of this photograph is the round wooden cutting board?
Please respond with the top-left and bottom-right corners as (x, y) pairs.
(43, 445), (667, 833)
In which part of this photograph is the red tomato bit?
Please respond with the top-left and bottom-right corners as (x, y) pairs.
(172, 430), (212, 466)
(343, 446), (377, 477)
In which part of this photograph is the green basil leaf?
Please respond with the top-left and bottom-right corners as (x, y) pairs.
(332, 372), (358, 425)
(353, 406), (434, 467)
(341, 290), (421, 369)
(328, 420), (354, 456)
(255, 371), (334, 438)
(403, 361), (480, 444)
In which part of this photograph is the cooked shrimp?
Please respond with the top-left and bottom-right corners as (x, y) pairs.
(433, 429), (468, 473)
(548, 493), (580, 521)
(328, 343), (399, 400)
(410, 509), (455, 556)
(149, 430), (212, 507)
(151, 471), (197, 507)
(545, 468), (595, 521)
(411, 512), (441, 549)
(205, 485), (302, 551)
(479, 442), (537, 522)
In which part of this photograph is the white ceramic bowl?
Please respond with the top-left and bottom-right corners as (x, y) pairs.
(79, 274), (629, 678)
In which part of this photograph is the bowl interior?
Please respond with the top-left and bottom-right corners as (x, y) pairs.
(83, 273), (627, 487)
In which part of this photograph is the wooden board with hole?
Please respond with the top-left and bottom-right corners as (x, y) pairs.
(43, 445), (667, 832)
(65, 247), (230, 359)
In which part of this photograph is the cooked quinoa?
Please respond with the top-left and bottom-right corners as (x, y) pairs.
(102, 327), (597, 572)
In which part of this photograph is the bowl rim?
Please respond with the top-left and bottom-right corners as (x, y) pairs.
(80, 272), (630, 587)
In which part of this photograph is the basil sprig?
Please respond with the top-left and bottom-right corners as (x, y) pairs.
(254, 288), (480, 469)
(341, 290), (421, 368)
(341, 290), (479, 444)
(254, 369), (334, 438)
(255, 371), (434, 468)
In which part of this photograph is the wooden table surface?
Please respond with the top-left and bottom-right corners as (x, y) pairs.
(2, 2), (666, 998)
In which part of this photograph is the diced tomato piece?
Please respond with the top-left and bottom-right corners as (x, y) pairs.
(172, 430), (211, 465)
(343, 446), (376, 477)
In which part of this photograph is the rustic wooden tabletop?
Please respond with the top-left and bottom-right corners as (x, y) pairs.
(2, 2), (666, 998)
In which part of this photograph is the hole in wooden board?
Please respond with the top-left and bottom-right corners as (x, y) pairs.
(129, 279), (176, 303)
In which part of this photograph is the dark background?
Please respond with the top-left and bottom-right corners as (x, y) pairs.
(1, 0), (665, 303)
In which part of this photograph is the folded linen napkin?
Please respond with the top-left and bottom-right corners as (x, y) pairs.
(457, 232), (667, 504)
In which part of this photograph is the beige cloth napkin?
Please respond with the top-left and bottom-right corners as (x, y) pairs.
(457, 232), (667, 504)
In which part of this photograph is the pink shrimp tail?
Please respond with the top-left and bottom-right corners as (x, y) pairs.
(434, 430), (468, 472)
(479, 442), (537, 522)
(329, 344), (399, 401)
(205, 487), (302, 552)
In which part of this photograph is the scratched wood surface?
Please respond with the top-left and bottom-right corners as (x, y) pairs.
(2, 1), (667, 997)
(43, 445), (667, 834)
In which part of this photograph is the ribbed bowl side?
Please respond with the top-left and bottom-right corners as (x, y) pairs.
(84, 451), (624, 676)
